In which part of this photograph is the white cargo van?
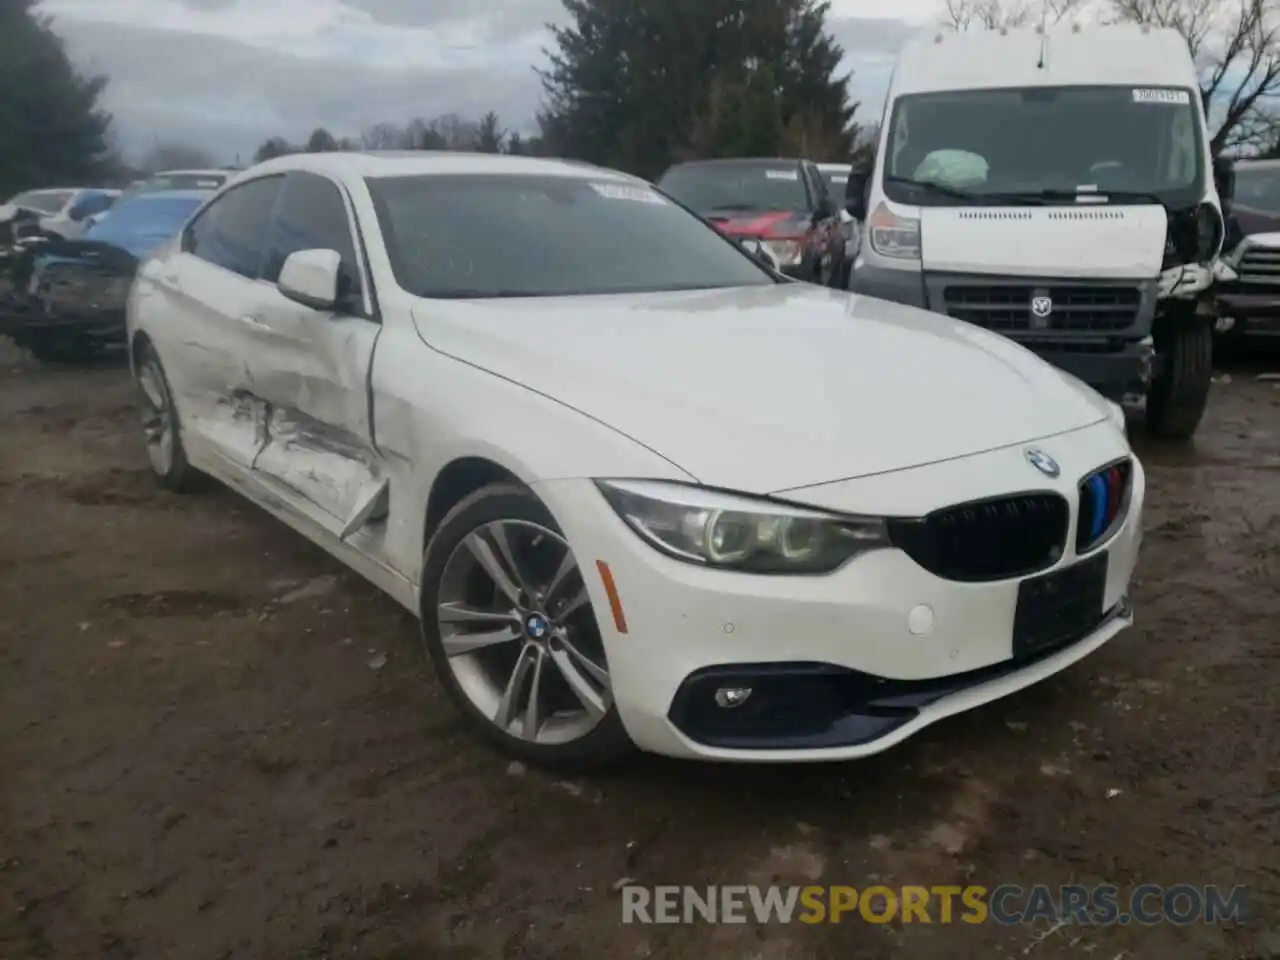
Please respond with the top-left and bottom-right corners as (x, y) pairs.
(846, 24), (1233, 439)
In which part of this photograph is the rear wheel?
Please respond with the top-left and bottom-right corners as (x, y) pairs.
(419, 483), (634, 770)
(1146, 315), (1212, 440)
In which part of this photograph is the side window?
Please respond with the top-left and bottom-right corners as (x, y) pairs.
(184, 176), (283, 279)
(261, 172), (364, 312)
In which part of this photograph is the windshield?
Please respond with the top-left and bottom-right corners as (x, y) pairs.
(1233, 166), (1280, 213)
(8, 190), (74, 214)
(657, 162), (809, 214)
(84, 195), (205, 243)
(884, 85), (1204, 206)
(365, 174), (775, 299)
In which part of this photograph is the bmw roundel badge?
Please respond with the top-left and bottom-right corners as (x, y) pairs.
(1024, 447), (1060, 478)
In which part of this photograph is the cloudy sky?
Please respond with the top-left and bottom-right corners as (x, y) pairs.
(39, 0), (949, 163)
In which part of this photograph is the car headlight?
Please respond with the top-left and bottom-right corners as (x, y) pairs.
(868, 202), (920, 260)
(763, 239), (803, 267)
(595, 479), (889, 574)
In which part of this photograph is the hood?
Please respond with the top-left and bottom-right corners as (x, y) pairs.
(919, 204), (1168, 278)
(410, 284), (1109, 492)
(705, 210), (804, 238)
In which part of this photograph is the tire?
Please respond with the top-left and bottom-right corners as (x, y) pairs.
(134, 341), (197, 492)
(1146, 318), (1212, 441)
(419, 482), (634, 770)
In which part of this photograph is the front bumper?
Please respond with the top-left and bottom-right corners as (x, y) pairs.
(535, 424), (1144, 762)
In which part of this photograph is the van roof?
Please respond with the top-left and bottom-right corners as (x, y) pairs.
(893, 25), (1198, 97)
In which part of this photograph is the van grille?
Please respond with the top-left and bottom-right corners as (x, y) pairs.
(942, 284), (1142, 333)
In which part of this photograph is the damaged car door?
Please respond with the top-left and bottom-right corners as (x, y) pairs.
(148, 174), (285, 471)
(238, 170), (385, 537)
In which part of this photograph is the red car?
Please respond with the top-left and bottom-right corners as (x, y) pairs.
(657, 157), (847, 287)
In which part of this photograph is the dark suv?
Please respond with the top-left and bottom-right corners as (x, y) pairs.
(657, 158), (846, 286)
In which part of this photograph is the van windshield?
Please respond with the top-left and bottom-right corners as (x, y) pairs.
(884, 85), (1204, 207)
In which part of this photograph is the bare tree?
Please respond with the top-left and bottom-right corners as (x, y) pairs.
(944, 0), (1084, 30)
(1111, 0), (1280, 153)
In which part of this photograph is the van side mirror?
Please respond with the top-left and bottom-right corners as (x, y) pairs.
(1213, 155), (1235, 204)
(845, 169), (870, 221)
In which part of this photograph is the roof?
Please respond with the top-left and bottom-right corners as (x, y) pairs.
(666, 158), (801, 169)
(120, 189), (216, 202)
(241, 150), (641, 182)
(892, 24), (1198, 96)
(151, 169), (230, 177)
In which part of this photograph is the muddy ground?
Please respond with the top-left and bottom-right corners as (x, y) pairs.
(0, 339), (1276, 960)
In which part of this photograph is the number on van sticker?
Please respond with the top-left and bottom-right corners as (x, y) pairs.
(1132, 88), (1191, 104)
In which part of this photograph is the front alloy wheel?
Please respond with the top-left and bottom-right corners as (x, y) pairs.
(419, 483), (633, 768)
(135, 342), (195, 491)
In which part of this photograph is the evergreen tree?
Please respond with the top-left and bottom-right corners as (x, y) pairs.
(0, 0), (114, 196)
(538, 0), (859, 177)
(476, 112), (506, 153)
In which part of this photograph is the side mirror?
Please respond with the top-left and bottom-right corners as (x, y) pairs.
(67, 200), (92, 222)
(844, 169), (870, 221)
(1213, 155), (1235, 204)
(278, 248), (341, 310)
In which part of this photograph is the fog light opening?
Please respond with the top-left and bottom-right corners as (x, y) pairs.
(714, 686), (753, 709)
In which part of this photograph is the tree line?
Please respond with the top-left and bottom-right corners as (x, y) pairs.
(8, 0), (1280, 199)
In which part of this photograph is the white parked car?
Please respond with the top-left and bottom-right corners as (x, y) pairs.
(127, 152), (1144, 768)
(0, 187), (121, 238)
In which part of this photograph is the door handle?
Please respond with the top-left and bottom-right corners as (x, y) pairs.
(239, 314), (269, 330)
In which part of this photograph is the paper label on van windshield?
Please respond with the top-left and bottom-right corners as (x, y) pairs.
(589, 182), (666, 204)
(1133, 88), (1191, 104)
(765, 169), (799, 180)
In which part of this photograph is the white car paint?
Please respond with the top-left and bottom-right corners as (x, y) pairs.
(128, 152), (1143, 765)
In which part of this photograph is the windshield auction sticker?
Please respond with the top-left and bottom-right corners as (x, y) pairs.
(1132, 88), (1191, 104)
(765, 169), (799, 180)
(589, 182), (666, 204)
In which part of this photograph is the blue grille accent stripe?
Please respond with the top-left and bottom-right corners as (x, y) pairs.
(1088, 474), (1108, 540)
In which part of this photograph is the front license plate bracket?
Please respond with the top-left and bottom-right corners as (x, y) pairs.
(1013, 552), (1109, 659)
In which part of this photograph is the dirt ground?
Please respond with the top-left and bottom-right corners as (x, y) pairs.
(0, 339), (1276, 960)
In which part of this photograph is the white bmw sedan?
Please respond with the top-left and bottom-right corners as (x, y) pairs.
(127, 151), (1144, 769)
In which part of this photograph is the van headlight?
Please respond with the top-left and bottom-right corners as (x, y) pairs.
(868, 202), (921, 260)
(595, 480), (889, 574)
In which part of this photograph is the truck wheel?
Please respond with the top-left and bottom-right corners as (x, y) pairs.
(1146, 321), (1212, 440)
